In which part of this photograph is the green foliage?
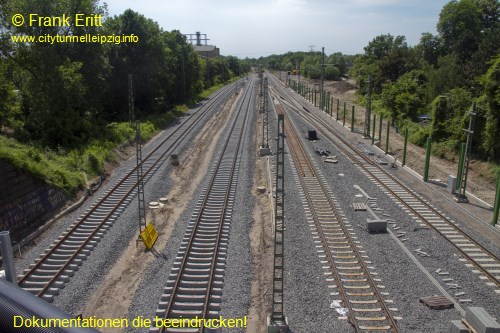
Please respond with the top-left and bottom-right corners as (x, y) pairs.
(0, 2), (250, 193)
(3, 0), (107, 147)
(417, 32), (443, 67)
(347, 0), (499, 163)
(381, 70), (427, 122)
(0, 61), (19, 132)
(0, 137), (85, 196)
(253, 51), (354, 81)
(431, 96), (449, 141)
(395, 119), (431, 147)
(426, 54), (464, 96)
(351, 34), (419, 94)
(480, 55), (500, 160)
(105, 122), (135, 144)
(436, 0), (500, 84)
(438, 0), (483, 60)
(325, 66), (340, 80)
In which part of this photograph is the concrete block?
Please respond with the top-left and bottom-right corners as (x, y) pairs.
(366, 218), (387, 233)
(267, 316), (289, 333)
(448, 320), (470, 333)
(448, 175), (457, 194)
(307, 130), (318, 140)
(465, 307), (500, 333)
(260, 147), (271, 156)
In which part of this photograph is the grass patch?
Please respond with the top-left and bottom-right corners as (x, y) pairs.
(0, 136), (85, 196)
(0, 81), (236, 196)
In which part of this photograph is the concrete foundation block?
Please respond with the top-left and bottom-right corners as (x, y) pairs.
(267, 316), (289, 333)
(366, 218), (387, 233)
(448, 320), (470, 333)
(260, 147), (271, 156)
(448, 175), (457, 194)
(465, 307), (500, 333)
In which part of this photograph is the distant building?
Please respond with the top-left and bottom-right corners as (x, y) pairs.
(193, 45), (220, 58)
(185, 31), (220, 58)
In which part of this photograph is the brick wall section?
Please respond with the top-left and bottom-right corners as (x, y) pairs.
(0, 160), (68, 242)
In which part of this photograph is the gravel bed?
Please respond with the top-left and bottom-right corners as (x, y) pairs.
(13, 88), (233, 316)
(286, 105), (500, 332)
(265, 107), (354, 333)
(218, 91), (256, 332)
(126, 79), (255, 333)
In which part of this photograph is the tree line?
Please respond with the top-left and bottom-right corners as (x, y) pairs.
(0, 0), (250, 148)
(351, 0), (499, 163)
(254, 0), (500, 164)
(253, 51), (355, 81)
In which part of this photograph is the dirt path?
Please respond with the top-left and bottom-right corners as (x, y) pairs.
(246, 114), (274, 332)
(283, 74), (497, 206)
(82, 92), (242, 332)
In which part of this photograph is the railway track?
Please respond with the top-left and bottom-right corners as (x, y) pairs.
(274, 98), (400, 332)
(17, 81), (243, 302)
(269, 74), (500, 294)
(150, 76), (256, 333)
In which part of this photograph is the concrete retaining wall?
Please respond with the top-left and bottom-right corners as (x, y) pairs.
(0, 160), (68, 242)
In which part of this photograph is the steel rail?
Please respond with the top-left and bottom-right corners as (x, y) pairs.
(269, 73), (500, 289)
(18, 81), (241, 297)
(277, 99), (399, 332)
(157, 76), (255, 333)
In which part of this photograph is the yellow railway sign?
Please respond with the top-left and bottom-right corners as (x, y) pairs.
(140, 223), (158, 250)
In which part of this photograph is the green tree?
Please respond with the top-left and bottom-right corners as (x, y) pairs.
(104, 9), (169, 119)
(381, 70), (427, 122)
(481, 56), (500, 161)
(430, 88), (472, 145)
(431, 96), (449, 141)
(0, 61), (18, 132)
(437, 0), (500, 84)
(437, 0), (483, 60)
(417, 32), (443, 67)
(3, 0), (107, 146)
(351, 34), (419, 94)
(324, 66), (340, 80)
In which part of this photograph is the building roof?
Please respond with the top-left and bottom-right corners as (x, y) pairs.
(194, 45), (216, 52)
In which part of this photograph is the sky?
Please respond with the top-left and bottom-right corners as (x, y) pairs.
(103, 0), (451, 58)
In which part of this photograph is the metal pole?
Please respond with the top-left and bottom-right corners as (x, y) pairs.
(364, 76), (372, 137)
(372, 114), (376, 145)
(402, 128), (409, 166)
(0, 232), (17, 285)
(271, 114), (286, 326)
(336, 99), (340, 120)
(424, 137), (432, 182)
(343, 102), (346, 126)
(385, 120), (390, 154)
(135, 120), (146, 233)
(262, 77), (269, 149)
(351, 106), (355, 132)
(460, 102), (476, 198)
(320, 47), (325, 110)
(330, 97), (334, 117)
(327, 92), (331, 113)
(128, 74), (134, 127)
(456, 143), (466, 192)
(493, 172), (500, 226)
(378, 114), (383, 143)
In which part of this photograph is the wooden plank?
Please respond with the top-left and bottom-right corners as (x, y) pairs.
(420, 295), (454, 310)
